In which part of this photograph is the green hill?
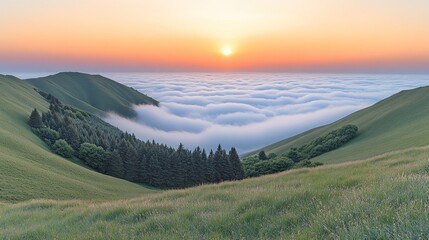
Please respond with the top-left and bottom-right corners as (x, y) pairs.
(248, 86), (429, 164)
(26, 72), (158, 118)
(2, 145), (429, 239)
(0, 74), (155, 202)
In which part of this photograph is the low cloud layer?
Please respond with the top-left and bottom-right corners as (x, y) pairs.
(104, 73), (429, 153)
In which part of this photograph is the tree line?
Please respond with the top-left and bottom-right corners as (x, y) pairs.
(243, 125), (358, 177)
(29, 92), (245, 188)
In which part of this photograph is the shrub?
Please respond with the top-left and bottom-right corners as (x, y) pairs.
(52, 139), (74, 158)
(78, 143), (106, 172)
(242, 125), (356, 178)
(245, 157), (294, 178)
(290, 124), (358, 160)
(33, 127), (59, 145)
(295, 160), (323, 168)
(258, 150), (268, 160)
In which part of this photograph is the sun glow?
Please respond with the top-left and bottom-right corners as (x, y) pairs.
(1, 1), (429, 71)
(222, 47), (233, 56)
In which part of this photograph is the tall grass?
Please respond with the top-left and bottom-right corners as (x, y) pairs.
(2, 146), (429, 239)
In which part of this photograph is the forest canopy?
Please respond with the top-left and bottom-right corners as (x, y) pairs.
(30, 92), (245, 188)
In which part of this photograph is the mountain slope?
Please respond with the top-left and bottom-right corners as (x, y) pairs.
(26, 72), (158, 118)
(1, 145), (429, 239)
(249, 85), (429, 164)
(0, 75), (155, 202)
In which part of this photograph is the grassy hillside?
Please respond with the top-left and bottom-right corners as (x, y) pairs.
(3, 75), (429, 238)
(249, 86), (429, 164)
(0, 74), (155, 202)
(1, 145), (429, 239)
(26, 72), (158, 118)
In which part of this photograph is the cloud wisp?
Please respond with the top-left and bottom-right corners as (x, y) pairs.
(104, 73), (429, 153)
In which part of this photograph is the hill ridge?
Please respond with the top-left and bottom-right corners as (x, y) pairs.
(26, 72), (158, 118)
(248, 84), (429, 164)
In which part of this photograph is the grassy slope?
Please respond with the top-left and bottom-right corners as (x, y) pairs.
(26, 72), (158, 118)
(0, 75), (155, 203)
(248, 86), (429, 164)
(2, 76), (429, 238)
(1, 146), (429, 239)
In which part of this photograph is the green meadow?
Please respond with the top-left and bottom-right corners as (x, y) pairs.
(2, 146), (429, 239)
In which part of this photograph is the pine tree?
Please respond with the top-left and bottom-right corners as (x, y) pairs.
(65, 124), (80, 150)
(105, 150), (124, 178)
(153, 149), (166, 186)
(137, 154), (148, 183)
(118, 139), (128, 159)
(192, 147), (204, 184)
(28, 109), (43, 128)
(201, 149), (209, 183)
(207, 150), (216, 182)
(213, 145), (224, 182)
(182, 148), (193, 186)
(123, 145), (139, 181)
(229, 147), (245, 180)
(173, 143), (186, 187)
(147, 154), (162, 186)
(221, 149), (232, 181)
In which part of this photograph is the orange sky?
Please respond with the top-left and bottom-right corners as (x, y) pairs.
(1, 0), (429, 72)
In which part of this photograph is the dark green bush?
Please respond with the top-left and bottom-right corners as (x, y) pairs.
(243, 125), (357, 178)
(52, 139), (74, 158)
(32, 127), (59, 145)
(78, 143), (106, 172)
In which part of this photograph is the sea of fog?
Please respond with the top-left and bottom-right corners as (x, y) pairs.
(14, 72), (429, 154)
(99, 73), (429, 154)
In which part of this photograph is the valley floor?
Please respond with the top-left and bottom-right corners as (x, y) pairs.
(2, 146), (429, 239)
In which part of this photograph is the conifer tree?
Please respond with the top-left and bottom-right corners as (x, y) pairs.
(147, 154), (162, 186)
(192, 147), (204, 184)
(62, 124), (80, 150)
(229, 147), (245, 180)
(28, 108), (43, 128)
(118, 139), (128, 159)
(106, 150), (124, 178)
(173, 143), (186, 186)
(213, 145), (224, 182)
(123, 145), (139, 181)
(221, 149), (232, 181)
(201, 149), (209, 183)
(207, 150), (216, 182)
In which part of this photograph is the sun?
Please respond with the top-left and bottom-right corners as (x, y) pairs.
(221, 47), (233, 56)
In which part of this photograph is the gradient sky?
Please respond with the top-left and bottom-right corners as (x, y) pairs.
(1, 0), (429, 72)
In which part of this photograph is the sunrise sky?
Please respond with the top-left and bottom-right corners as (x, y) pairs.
(1, 0), (429, 72)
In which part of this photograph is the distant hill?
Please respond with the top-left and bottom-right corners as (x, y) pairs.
(247, 85), (429, 164)
(0, 74), (155, 202)
(26, 72), (158, 118)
